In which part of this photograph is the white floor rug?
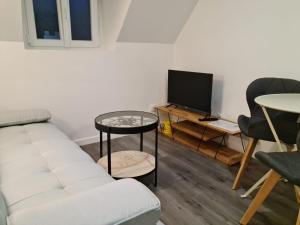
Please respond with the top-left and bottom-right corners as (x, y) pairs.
(157, 221), (165, 225)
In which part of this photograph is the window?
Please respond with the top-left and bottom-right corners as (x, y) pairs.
(23, 0), (99, 48)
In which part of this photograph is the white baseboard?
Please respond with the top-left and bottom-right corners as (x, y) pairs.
(74, 134), (124, 146)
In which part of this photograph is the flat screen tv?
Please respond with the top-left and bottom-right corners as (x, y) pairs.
(167, 70), (213, 115)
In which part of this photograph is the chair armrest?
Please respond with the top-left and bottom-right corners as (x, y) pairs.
(8, 179), (161, 225)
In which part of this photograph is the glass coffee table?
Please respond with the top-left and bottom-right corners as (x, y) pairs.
(95, 111), (159, 186)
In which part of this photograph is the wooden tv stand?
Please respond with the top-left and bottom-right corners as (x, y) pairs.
(155, 105), (243, 166)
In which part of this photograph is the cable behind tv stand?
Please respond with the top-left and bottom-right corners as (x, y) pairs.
(155, 105), (243, 166)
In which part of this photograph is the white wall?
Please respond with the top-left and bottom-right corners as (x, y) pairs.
(174, 0), (300, 152)
(0, 42), (173, 145)
(0, 0), (174, 145)
(101, 0), (132, 48)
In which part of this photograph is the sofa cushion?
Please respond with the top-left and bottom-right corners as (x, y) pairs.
(0, 124), (67, 149)
(0, 122), (160, 225)
(0, 109), (51, 128)
(0, 192), (7, 225)
(0, 123), (114, 216)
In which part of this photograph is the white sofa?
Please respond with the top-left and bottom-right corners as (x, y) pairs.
(0, 123), (161, 225)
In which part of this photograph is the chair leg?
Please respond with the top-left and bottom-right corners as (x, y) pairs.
(294, 186), (300, 225)
(296, 208), (300, 225)
(240, 170), (281, 225)
(295, 186), (300, 204)
(232, 138), (258, 190)
(286, 144), (296, 152)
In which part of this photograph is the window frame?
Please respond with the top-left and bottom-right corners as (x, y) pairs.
(23, 0), (100, 48)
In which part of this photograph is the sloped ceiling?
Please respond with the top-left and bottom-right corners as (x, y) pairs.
(117, 0), (199, 44)
(100, 0), (131, 48)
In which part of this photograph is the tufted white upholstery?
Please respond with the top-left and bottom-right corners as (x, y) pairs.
(0, 109), (51, 128)
(0, 123), (160, 225)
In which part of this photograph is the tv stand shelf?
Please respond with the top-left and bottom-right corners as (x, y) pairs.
(172, 121), (224, 142)
(156, 105), (243, 166)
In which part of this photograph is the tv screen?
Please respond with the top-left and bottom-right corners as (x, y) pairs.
(167, 70), (213, 114)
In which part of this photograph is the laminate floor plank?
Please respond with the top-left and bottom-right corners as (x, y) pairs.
(82, 133), (298, 225)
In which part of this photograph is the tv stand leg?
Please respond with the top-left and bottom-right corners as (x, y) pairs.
(197, 126), (207, 149)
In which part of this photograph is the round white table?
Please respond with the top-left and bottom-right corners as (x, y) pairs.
(256, 94), (300, 114)
(256, 94), (300, 151)
(241, 93), (300, 198)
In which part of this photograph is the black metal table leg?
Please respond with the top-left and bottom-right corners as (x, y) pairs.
(107, 131), (111, 175)
(140, 132), (143, 151)
(100, 131), (103, 158)
(155, 127), (158, 187)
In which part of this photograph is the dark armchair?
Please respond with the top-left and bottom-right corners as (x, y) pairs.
(240, 132), (300, 224)
(232, 77), (300, 189)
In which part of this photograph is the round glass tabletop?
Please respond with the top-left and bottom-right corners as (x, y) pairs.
(95, 111), (159, 134)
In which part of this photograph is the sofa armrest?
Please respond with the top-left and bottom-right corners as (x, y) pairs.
(8, 179), (161, 225)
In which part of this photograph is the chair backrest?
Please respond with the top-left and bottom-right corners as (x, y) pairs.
(246, 77), (300, 119)
(246, 78), (300, 144)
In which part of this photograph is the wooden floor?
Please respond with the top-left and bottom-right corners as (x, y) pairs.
(81, 132), (298, 225)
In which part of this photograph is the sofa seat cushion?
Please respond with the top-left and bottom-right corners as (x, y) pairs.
(0, 144), (41, 166)
(52, 162), (109, 186)
(0, 127), (32, 148)
(9, 189), (67, 214)
(0, 156), (49, 185)
(0, 124), (67, 149)
(33, 140), (94, 169)
(0, 123), (114, 216)
(1, 172), (63, 207)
